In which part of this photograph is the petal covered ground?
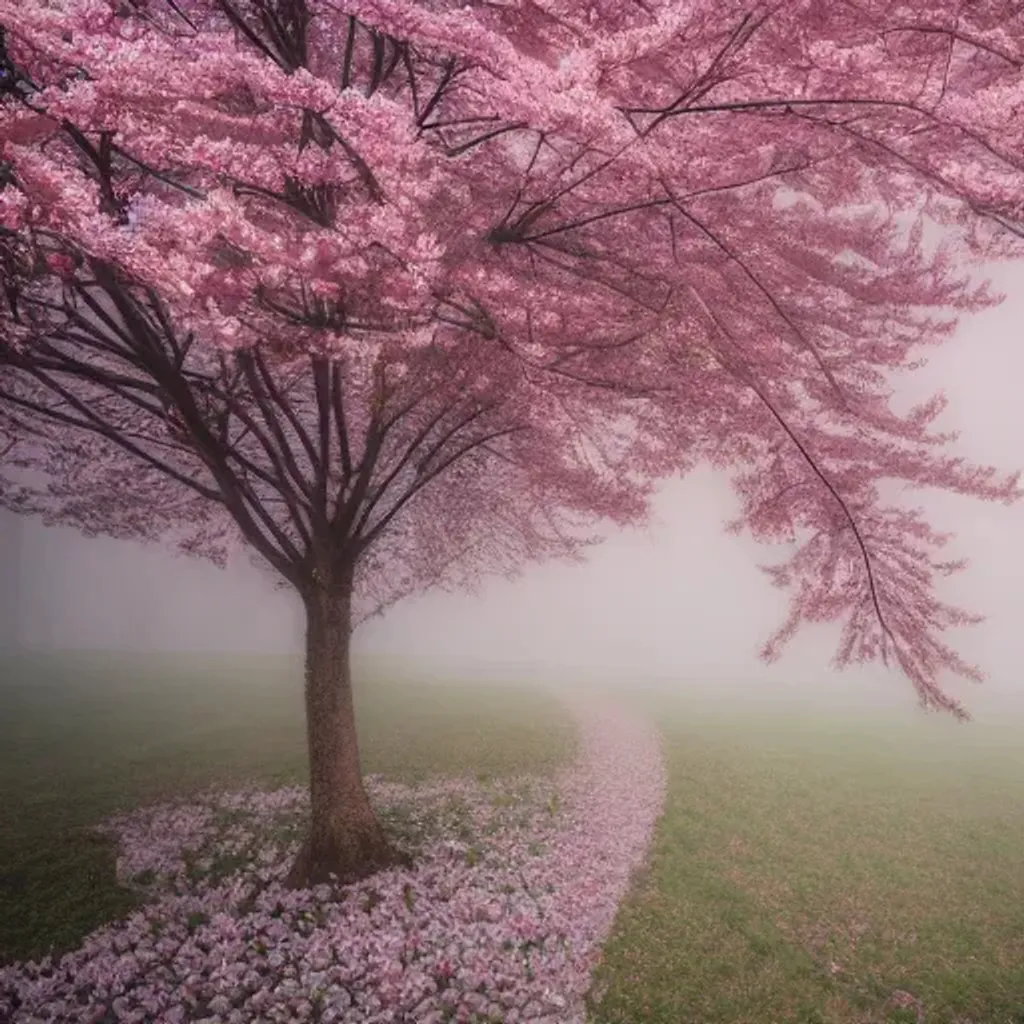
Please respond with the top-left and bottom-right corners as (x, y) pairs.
(1, 692), (665, 1023)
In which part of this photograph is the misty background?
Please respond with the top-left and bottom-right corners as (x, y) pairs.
(2, 259), (1022, 715)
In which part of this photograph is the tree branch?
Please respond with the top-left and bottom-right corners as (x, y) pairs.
(359, 425), (526, 547)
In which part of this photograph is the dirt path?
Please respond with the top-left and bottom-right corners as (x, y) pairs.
(544, 689), (667, 1021)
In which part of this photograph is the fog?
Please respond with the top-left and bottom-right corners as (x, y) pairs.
(2, 260), (1023, 715)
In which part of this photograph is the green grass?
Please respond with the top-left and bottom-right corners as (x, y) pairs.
(589, 690), (1024, 1024)
(8, 654), (1024, 1023)
(0, 649), (577, 967)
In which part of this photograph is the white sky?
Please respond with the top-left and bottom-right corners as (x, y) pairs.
(2, 260), (1022, 709)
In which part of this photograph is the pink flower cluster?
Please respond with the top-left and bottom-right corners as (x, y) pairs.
(0, 695), (664, 1023)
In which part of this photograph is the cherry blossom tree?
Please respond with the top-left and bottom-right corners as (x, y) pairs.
(0, 0), (1022, 887)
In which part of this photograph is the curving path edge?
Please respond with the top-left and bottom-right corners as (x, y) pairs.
(544, 688), (667, 1021)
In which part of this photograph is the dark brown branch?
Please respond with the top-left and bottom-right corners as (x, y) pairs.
(542, 360), (671, 396)
(341, 14), (357, 88)
(519, 197), (672, 242)
(527, 240), (670, 312)
(252, 348), (320, 469)
(800, 111), (1024, 239)
(359, 426), (525, 547)
(18, 346), (167, 416)
(745, 373), (897, 654)
(110, 142), (205, 198)
(879, 24), (1023, 66)
(632, 94), (1024, 174)
(82, 279), (315, 559)
(311, 355), (332, 521)
(333, 402), (386, 540)
(330, 359), (353, 482)
(691, 289), (897, 662)
(637, 8), (772, 136)
(236, 351), (316, 504)
(211, 394), (312, 522)
(417, 57), (459, 127)
(0, 376), (223, 503)
(60, 287), (151, 364)
(496, 131), (546, 231)
(663, 187), (846, 400)
(352, 402), (492, 537)
(445, 123), (529, 158)
(215, 0), (284, 68)
(367, 28), (387, 96)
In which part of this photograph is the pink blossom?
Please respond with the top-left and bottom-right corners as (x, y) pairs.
(0, 693), (663, 1023)
(1, 0), (1021, 714)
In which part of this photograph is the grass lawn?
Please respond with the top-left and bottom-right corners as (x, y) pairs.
(8, 655), (1024, 1024)
(589, 688), (1024, 1024)
(0, 649), (577, 968)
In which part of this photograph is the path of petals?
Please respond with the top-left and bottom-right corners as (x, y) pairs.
(1, 691), (665, 1024)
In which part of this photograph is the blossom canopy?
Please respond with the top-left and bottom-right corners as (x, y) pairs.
(1, 0), (1023, 717)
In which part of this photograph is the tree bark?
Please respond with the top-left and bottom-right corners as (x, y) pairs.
(284, 570), (409, 889)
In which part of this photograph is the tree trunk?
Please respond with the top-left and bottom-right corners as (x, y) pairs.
(284, 573), (409, 890)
